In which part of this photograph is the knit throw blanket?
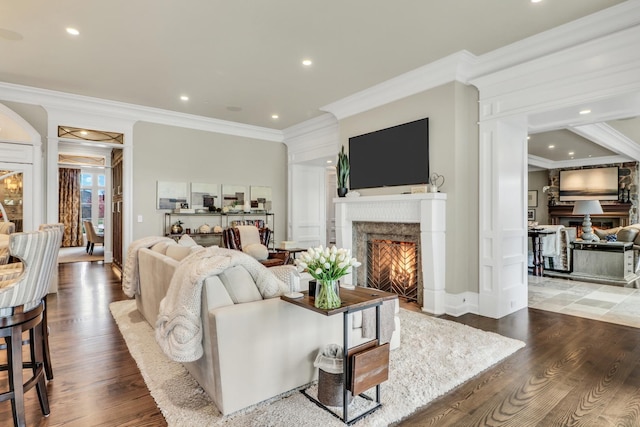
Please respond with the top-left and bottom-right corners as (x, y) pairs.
(122, 236), (174, 298)
(155, 246), (288, 362)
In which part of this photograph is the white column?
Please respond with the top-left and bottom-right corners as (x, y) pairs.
(420, 197), (446, 315)
(478, 117), (529, 318)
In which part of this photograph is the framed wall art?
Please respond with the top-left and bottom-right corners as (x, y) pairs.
(157, 181), (188, 210)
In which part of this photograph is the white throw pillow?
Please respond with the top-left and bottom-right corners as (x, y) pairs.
(218, 265), (263, 303)
(178, 234), (198, 247)
(243, 243), (269, 261)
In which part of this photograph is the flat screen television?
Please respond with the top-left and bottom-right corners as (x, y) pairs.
(559, 166), (619, 201)
(348, 118), (429, 190)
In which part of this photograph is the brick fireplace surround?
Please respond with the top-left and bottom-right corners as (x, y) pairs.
(335, 193), (446, 314)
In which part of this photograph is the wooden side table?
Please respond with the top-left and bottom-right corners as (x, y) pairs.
(528, 229), (555, 276)
(274, 247), (307, 264)
(281, 287), (397, 425)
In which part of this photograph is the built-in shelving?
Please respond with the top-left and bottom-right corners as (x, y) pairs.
(164, 212), (275, 248)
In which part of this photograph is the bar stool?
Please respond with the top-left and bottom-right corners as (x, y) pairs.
(0, 228), (62, 427)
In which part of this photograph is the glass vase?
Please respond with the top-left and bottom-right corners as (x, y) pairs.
(315, 279), (341, 309)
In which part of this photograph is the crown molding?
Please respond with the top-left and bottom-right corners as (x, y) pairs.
(282, 113), (337, 142)
(0, 81), (284, 143)
(570, 122), (640, 162)
(320, 1), (640, 124)
(320, 51), (478, 121)
(472, 0), (640, 80)
(528, 153), (630, 170)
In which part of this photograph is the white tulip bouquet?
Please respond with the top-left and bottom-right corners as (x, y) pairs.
(294, 245), (361, 309)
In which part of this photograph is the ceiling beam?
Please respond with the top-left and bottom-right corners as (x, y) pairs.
(570, 123), (640, 162)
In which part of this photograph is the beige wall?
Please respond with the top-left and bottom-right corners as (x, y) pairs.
(338, 81), (479, 295)
(131, 121), (288, 243)
(528, 170), (549, 224)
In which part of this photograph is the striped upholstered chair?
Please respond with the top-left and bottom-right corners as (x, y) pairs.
(0, 228), (62, 427)
(39, 223), (64, 294)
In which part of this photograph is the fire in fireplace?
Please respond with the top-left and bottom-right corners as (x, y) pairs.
(367, 239), (419, 301)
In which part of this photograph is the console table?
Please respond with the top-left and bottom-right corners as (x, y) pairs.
(571, 241), (636, 285)
(281, 287), (396, 425)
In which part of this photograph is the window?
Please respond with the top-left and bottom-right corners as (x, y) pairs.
(81, 171), (105, 232)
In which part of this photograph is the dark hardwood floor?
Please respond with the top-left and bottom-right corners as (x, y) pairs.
(0, 262), (166, 427)
(2, 262), (640, 426)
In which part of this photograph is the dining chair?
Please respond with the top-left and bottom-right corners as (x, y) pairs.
(0, 228), (62, 427)
(83, 220), (104, 255)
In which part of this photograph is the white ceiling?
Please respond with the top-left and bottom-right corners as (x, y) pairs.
(0, 0), (626, 130)
(1, 0), (637, 168)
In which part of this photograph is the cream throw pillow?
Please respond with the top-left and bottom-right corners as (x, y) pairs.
(218, 265), (263, 303)
(166, 244), (204, 261)
(243, 243), (269, 260)
(178, 234), (198, 247)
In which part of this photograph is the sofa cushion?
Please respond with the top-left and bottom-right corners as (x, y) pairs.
(218, 265), (263, 303)
(594, 227), (621, 241)
(243, 243), (268, 261)
(203, 276), (234, 309)
(179, 234), (198, 247)
(166, 244), (204, 261)
(617, 227), (640, 243)
(151, 240), (177, 255)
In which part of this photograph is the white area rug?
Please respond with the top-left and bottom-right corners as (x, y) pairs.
(110, 300), (525, 426)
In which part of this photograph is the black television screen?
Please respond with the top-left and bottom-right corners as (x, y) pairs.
(348, 118), (429, 189)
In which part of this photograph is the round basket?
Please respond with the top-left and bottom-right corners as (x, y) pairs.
(318, 369), (353, 407)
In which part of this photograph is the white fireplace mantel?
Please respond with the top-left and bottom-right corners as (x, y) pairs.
(334, 193), (447, 314)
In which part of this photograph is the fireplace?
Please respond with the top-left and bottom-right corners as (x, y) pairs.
(353, 221), (422, 302)
(368, 239), (419, 302)
(334, 193), (446, 314)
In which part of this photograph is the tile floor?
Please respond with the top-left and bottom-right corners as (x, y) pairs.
(528, 275), (640, 328)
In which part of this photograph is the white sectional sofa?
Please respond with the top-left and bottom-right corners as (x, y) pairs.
(133, 239), (400, 415)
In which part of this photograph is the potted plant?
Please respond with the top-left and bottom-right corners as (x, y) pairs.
(294, 245), (361, 309)
(336, 146), (349, 197)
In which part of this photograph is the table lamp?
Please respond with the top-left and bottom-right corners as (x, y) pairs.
(572, 200), (603, 241)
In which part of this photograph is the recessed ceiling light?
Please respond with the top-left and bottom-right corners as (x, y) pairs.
(568, 151), (575, 155)
(527, 136), (531, 140)
(66, 27), (79, 36)
(326, 160), (333, 164)
(302, 59), (312, 66)
(271, 114), (279, 119)
(180, 95), (189, 101)
(579, 109), (591, 115)
(531, 0), (542, 3)
(548, 145), (555, 149)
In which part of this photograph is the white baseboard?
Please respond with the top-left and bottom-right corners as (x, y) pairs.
(444, 291), (479, 317)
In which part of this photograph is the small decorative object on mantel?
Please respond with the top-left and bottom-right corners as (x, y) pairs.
(171, 220), (184, 235)
(198, 223), (211, 234)
(336, 146), (350, 197)
(429, 173), (445, 193)
(294, 245), (361, 309)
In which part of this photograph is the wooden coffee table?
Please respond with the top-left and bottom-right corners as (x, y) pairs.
(281, 286), (397, 425)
